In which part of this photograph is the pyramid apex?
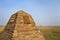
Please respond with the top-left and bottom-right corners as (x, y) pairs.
(17, 10), (30, 15)
(18, 10), (25, 13)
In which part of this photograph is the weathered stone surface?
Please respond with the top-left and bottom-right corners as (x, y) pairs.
(0, 10), (45, 40)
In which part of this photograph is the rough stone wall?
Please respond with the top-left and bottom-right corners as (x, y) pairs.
(0, 10), (45, 40)
(0, 13), (17, 40)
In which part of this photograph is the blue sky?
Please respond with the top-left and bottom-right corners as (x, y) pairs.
(0, 0), (60, 26)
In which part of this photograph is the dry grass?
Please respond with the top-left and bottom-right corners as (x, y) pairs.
(37, 26), (60, 40)
(0, 26), (5, 32)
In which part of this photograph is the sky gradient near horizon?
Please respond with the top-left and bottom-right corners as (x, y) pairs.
(0, 0), (60, 26)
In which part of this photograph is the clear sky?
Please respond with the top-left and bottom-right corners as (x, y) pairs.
(0, 0), (60, 26)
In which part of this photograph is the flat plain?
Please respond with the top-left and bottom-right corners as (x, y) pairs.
(0, 26), (60, 40)
(37, 26), (60, 40)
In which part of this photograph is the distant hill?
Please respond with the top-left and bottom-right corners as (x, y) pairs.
(0, 25), (5, 27)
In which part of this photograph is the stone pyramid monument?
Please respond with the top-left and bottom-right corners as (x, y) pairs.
(0, 10), (45, 40)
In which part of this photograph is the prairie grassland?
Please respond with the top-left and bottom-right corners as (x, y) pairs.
(37, 26), (60, 40)
(0, 26), (60, 40)
(0, 26), (5, 32)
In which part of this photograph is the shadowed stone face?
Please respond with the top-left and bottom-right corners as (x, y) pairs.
(23, 15), (30, 24)
(0, 10), (45, 40)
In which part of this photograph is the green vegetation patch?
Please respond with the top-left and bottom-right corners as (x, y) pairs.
(37, 26), (60, 40)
